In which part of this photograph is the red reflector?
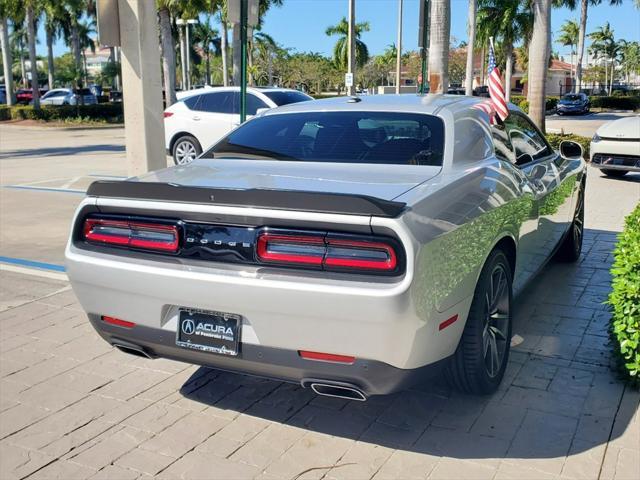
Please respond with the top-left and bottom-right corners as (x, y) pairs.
(257, 233), (325, 266)
(438, 314), (459, 331)
(84, 218), (179, 253)
(299, 350), (356, 364)
(102, 316), (136, 328)
(324, 239), (397, 271)
(163, 111), (174, 118)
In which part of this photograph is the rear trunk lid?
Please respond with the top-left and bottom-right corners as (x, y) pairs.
(136, 158), (441, 202)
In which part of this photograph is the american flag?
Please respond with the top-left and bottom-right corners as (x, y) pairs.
(487, 40), (509, 122)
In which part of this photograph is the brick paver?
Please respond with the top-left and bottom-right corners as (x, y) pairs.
(0, 166), (639, 479)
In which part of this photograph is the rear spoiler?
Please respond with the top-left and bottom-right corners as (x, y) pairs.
(86, 181), (407, 218)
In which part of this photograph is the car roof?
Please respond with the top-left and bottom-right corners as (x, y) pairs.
(260, 94), (512, 117)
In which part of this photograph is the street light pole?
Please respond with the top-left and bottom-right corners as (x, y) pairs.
(347, 0), (355, 96)
(395, 0), (403, 94)
(186, 19), (199, 90)
(240, 0), (248, 122)
(176, 19), (187, 90)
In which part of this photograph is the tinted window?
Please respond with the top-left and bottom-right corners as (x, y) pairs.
(261, 91), (313, 106)
(491, 126), (516, 164)
(44, 91), (67, 98)
(247, 94), (269, 115)
(74, 88), (92, 95)
(196, 92), (234, 113)
(182, 95), (200, 110)
(204, 111), (444, 166)
(504, 114), (552, 163)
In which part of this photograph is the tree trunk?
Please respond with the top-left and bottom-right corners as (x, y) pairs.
(247, 38), (254, 85)
(505, 43), (513, 102)
(206, 50), (211, 85)
(26, 5), (39, 109)
(20, 47), (27, 88)
(46, 27), (55, 90)
(178, 24), (186, 90)
(267, 48), (273, 85)
(71, 23), (82, 86)
(158, 7), (177, 106)
(220, 13), (229, 86)
(464, 0), (476, 95)
(232, 25), (241, 86)
(609, 56), (613, 95)
(428, 0), (450, 94)
(0, 16), (15, 105)
(574, 0), (588, 93)
(528, 0), (552, 131)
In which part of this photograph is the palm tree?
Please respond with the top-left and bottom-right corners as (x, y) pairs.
(43, 1), (68, 90)
(574, 0), (622, 94)
(557, 19), (579, 87)
(194, 16), (219, 85)
(428, 0), (451, 93)
(465, 0), (477, 95)
(24, 0), (39, 108)
(589, 22), (618, 94)
(157, 0), (179, 106)
(253, 31), (277, 85)
(0, 3), (16, 105)
(78, 18), (95, 85)
(618, 40), (640, 84)
(325, 17), (370, 69)
(62, 0), (86, 89)
(477, 0), (532, 102)
(528, 0), (552, 131)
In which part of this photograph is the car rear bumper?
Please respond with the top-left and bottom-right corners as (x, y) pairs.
(89, 314), (448, 396)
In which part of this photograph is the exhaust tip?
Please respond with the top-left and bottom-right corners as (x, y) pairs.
(309, 382), (367, 401)
(113, 343), (152, 359)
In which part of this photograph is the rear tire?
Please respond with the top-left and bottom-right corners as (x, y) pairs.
(172, 135), (202, 165)
(601, 169), (628, 178)
(445, 250), (513, 394)
(556, 183), (584, 262)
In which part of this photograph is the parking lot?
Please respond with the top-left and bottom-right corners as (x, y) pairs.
(1, 121), (639, 479)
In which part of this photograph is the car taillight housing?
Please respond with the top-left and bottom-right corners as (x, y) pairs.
(256, 230), (400, 274)
(83, 217), (179, 253)
(163, 111), (174, 118)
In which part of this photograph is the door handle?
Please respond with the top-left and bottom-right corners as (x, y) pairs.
(192, 116), (201, 121)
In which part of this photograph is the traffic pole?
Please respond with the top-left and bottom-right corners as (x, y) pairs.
(419, 0), (430, 94)
(240, 0), (248, 123)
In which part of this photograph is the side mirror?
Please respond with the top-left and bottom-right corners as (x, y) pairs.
(559, 140), (583, 160)
(255, 108), (270, 116)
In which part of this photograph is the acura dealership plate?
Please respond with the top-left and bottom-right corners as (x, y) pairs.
(176, 309), (241, 356)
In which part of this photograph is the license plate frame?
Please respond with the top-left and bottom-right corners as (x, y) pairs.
(176, 309), (241, 356)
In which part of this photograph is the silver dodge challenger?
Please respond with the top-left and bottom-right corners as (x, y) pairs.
(66, 95), (586, 399)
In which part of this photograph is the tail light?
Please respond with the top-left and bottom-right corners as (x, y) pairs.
(83, 217), (179, 253)
(163, 111), (174, 118)
(299, 350), (355, 364)
(256, 231), (399, 273)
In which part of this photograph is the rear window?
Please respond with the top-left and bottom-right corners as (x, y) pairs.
(262, 91), (313, 106)
(182, 95), (200, 109)
(204, 111), (444, 166)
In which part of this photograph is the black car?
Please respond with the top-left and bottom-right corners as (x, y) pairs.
(557, 93), (590, 115)
(473, 86), (490, 98)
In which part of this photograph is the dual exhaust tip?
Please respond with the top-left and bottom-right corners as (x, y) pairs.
(306, 380), (367, 402)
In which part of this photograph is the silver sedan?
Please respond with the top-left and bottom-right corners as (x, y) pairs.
(66, 95), (586, 399)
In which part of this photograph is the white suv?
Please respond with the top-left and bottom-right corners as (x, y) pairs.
(164, 87), (313, 164)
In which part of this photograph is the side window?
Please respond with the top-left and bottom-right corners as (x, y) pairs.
(504, 114), (552, 163)
(246, 94), (269, 116)
(182, 95), (200, 110)
(491, 125), (516, 164)
(196, 92), (234, 113)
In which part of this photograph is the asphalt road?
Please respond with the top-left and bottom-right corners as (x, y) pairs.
(545, 111), (637, 137)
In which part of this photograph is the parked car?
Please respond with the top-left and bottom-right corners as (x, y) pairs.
(66, 95), (586, 399)
(109, 90), (123, 103)
(447, 87), (465, 95)
(590, 115), (640, 177)
(0, 85), (6, 104)
(473, 86), (490, 97)
(557, 93), (590, 115)
(38, 88), (98, 106)
(16, 88), (48, 105)
(164, 86), (313, 165)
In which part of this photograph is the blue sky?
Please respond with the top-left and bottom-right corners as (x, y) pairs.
(40, 0), (640, 61)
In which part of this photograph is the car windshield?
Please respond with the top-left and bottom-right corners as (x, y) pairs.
(261, 90), (313, 106)
(204, 111), (445, 166)
(562, 94), (581, 102)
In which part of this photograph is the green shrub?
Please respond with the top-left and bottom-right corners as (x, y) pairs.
(518, 99), (529, 113)
(608, 205), (640, 385)
(589, 96), (640, 110)
(546, 133), (591, 159)
(0, 104), (123, 123)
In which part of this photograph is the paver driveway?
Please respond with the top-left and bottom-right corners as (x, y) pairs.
(1, 163), (639, 479)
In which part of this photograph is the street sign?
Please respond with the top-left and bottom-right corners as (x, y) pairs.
(228, 0), (258, 26)
(345, 72), (354, 88)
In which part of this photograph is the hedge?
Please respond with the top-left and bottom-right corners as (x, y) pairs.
(546, 133), (591, 159)
(0, 104), (123, 123)
(589, 96), (640, 111)
(511, 96), (558, 113)
(608, 205), (640, 385)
